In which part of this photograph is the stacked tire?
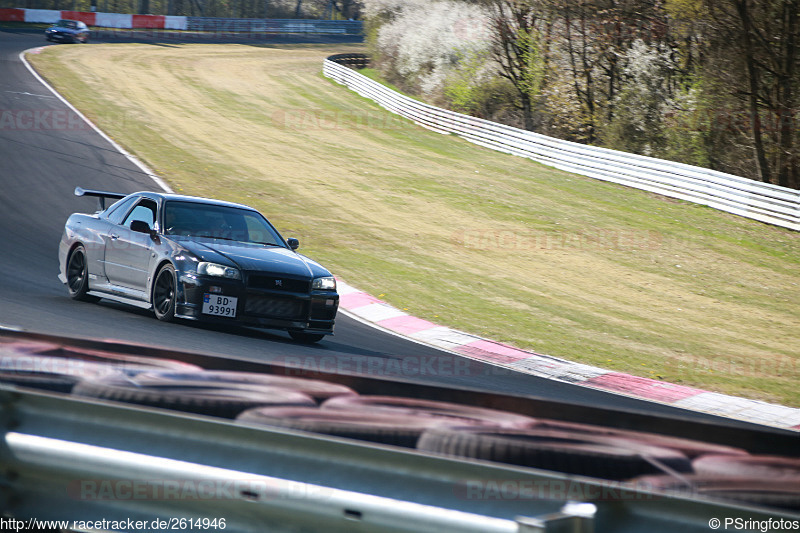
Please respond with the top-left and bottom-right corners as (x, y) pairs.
(236, 395), (536, 447)
(0, 339), (202, 393)
(72, 370), (357, 418)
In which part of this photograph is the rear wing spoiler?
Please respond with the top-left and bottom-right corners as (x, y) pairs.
(74, 187), (127, 210)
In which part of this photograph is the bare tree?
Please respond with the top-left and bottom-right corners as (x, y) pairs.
(484, 0), (552, 130)
(705, 0), (800, 187)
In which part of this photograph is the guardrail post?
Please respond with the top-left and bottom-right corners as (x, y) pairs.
(516, 503), (596, 533)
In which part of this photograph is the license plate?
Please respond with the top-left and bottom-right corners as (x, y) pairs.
(202, 294), (238, 317)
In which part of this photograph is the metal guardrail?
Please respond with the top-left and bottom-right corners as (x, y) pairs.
(3, 386), (797, 532)
(0, 329), (798, 530)
(186, 18), (362, 34)
(89, 18), (362, 41)
(327, 53), (370, 69)
(1, 9), (363, 34)
(323, 59), (800, 232)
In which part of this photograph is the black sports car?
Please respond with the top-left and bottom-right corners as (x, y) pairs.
(45, 19), (90, 44)
(58, 188), (339, 342)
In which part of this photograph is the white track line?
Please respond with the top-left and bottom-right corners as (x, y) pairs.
(19, 46), (173, 193)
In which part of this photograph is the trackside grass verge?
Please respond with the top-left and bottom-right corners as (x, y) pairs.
(28, 43), (800, 407)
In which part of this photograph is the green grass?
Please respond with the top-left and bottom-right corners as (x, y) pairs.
(28, 42), (800, 407)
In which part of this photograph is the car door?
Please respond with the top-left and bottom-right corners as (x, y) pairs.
(103, 197), (159, 293)
(91, 195), (138, 282)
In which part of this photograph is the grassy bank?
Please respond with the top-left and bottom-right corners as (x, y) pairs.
(29, 43), (800, 406)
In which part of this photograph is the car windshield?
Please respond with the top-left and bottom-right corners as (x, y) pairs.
(56, 20), (78, 29)
(163, 200), (285, 247)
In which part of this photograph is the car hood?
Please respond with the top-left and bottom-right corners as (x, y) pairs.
(176, 238), (331, 279)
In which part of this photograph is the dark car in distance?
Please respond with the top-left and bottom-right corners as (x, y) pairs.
(45, 19), (90, 43)
(58, 188), (339, 342)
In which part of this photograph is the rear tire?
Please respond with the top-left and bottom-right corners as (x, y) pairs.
(66, 245), (99, 302)
(152, 264), (177, 322)
(289, 331), (325, 344)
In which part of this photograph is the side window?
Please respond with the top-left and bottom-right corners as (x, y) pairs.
(244, 214), (278, 245)
(122, 199), (157, 229)
(106, 196), (138, 225)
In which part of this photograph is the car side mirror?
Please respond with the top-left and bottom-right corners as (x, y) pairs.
(287, 238), (300, 250)
(130, 220), (153, 236)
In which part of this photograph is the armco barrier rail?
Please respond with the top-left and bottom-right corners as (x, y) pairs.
(186, 17), (361, 34)
(324, 58), (800, 232)
(0, 8), (362, 34)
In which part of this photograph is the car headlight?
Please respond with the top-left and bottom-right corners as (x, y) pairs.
(197, 262), (241, 280)
(312, 277), (336, 290)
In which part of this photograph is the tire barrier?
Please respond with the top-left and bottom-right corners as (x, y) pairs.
(2, 339), (202, 375)
(132, 370), (357, 403)
(520, 418), (749, 459)
(0, 339), (202, 392)
(692, 454), (800, 479)
(416, 426), (693, 480)
(72, 374), (315, 418)
(237, 406), (476, 448)
(321, 395), (536, 428)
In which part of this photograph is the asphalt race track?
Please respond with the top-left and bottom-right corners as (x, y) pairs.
(0, 28), (773, 428)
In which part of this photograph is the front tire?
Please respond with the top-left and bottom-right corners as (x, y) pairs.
(152, 264), (177, 322)
(289, 331), (326, 344)
(66, 245), (99, 302)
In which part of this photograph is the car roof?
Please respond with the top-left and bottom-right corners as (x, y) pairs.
(131, 191), (259, 212)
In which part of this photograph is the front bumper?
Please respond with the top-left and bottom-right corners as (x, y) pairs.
(174, 273), (338, 334)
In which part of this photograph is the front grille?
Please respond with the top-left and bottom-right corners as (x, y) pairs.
(245, 293), (306, 320)
(247, 274), (310, 293)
